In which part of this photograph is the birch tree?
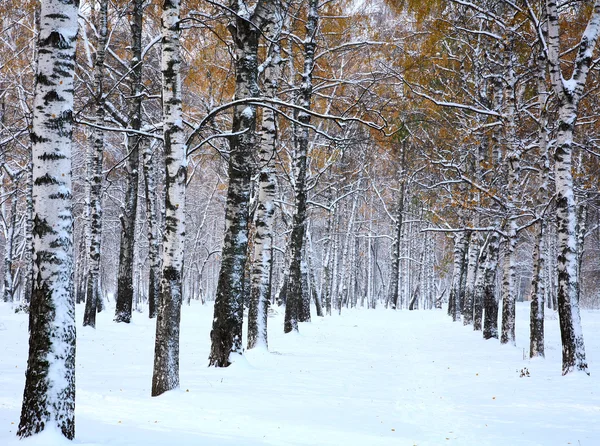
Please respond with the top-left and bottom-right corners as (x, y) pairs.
(284, 0), (318, 333)
(247, 8), (284, 350)
(209, 0), (275, 366)
(17, 0), (78, 438)
(114, 0), (145, 323)
(542, 0), (600, 374)
(152, 0), (187, 396)
(83, 0), (108, 328)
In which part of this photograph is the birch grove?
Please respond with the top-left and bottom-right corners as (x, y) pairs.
(4, 0), (600, 439)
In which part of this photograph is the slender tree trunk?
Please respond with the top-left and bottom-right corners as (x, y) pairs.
(22, 153), (34, 304)
(84, 0), (108, 328)
(247, 16), (282, 349)
(143, 140), (161, 319)
(3, 194), (17, 302)
(307, 229), (324, 317)
(472, 238), (487, 331)
(115, 0), (144, 323)
(482, 229), (501, 339)
(530, 45), (550, 358)
(17, 0), (78, 438)
(449, 232), (468, 322)
(152, 0), (187, 396)
(284, 0), (318, 333)
(389, 148), (405, 310)
(321, 198), (334, 316)
(462, 230), (478, 325)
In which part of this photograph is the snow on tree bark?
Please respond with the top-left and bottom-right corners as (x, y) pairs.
(17, 0), (78, 438)
(530, 44), (550, 358)
(143, 140), (161, 319)
(472, 239), (487, 331)
(284, 0), (318, 333)
(482, 228), (501, 340)
(247, 12), (282, 350)
(448, 231), (468, 322)
(152, 0), (187, 396)
(462, 231), (478, 325)
(115, 0), (144, 323)
(544, 0), (600, 374)
(83, 0), (108, 329)
(209, 0), (274, 366)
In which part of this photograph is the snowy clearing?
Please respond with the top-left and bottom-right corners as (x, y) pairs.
(1, 302), (599, 446)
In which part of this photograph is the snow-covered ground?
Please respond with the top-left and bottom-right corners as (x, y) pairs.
(1, 301), (599, 446)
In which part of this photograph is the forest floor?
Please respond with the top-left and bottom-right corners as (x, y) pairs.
(0, 301), (599, 446)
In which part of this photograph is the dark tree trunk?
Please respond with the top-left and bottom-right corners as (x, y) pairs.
(389, 143), (406, 310)
(482, 230), (501, 339)
(143, 140), (161, 319)
(209, 0), (273, 366)
(284, 0), (318, 333)
(84, 0), (108, 329)
(115, 0), (144, 323)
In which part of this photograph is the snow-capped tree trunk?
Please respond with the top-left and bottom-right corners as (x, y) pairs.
(321, 199), (335, 316)
(284, 0), (318, 333)
(83, 0), (108, 329)
(389, 144), (405, 310)
(545, 0), (600, 374)
(152, 0), (187, 396)
(115, 0), (144, 323)
(3, 193), (17, 303)
(530, 45), (550, 358)
(143, 140), (160, 319)
(462, 231), (478, 325)
(306, 229), (323, 316)
(299, 258), (311, 321)
(472, 239), (488, 331)
(338, 181), (361, 314)
(17, 0), (78, 438)
(529, 222), (546, 357)
(22, 156), (34, 304)
(209, 0), (273, 366)
(247, 14), (282, 350)
(500, 45), (520, 346)
(448, 231), (468, 322)
(482, 229), (502, 340)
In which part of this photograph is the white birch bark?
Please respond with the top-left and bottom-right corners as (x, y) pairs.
(18, 0), (78, 438)
(247, 12), (283, 349)
(545, 0), (600, 374)
(152, 0), (187, 396)
(83, 0), (108, 328)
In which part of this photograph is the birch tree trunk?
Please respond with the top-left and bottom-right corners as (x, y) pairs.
(3, 192), (17, 302)
(247, 14), (282, 350)
(152, 0), (187, 396)
(462, 230), (478, 325)
(530, 43), (550, 358)
(209, 0), (273, 366)
(482, 229), (502, 339)
(115, 0), (144, 323)
(22, 154), (34, 303)
(83, 0), (108, 328)
(284, 0), (318, 333)
(500, 43), (520, 346)
(389, 144), (405, 310)
(448, 232), (468, 322)
(143, 140), (161, 319)
(17, 0), (78, 438)
(544, 0), (600, 374)
(472, 238), (487, 331)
